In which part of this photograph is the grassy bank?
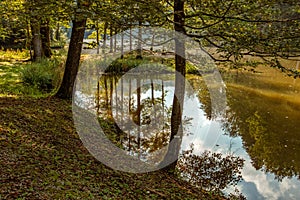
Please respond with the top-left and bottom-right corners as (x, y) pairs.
(0, 96), (224, 199)
(0, 50), (226, 199)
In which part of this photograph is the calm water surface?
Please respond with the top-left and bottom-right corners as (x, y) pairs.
(75, 66), (300, 200)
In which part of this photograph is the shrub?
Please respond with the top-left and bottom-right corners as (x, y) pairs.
(20, 58), (61, 93)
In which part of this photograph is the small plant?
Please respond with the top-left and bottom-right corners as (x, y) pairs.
(20, 58), (61, 93)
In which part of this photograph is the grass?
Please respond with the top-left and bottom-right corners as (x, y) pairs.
(0, 50), (226, 199)
(0, 96), (226, 199)
(102, 52), (202, 75)
(0, 50), (30, 95)
(0, 49), (30, 62)
(104, 53), (174, 74)
(0, 50), (65, 96)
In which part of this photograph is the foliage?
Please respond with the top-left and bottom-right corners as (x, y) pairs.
(183, 0), (300, 76)
(102, 53), (201, 75)
(0, 0), (27, 49)
(105, 54), (174, 74)
(20, 58), (62, 93)
(177, 145), (245, 192)
(0, 49), (29, 61)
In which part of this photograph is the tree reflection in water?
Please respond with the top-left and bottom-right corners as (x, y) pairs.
(95, 73), (246, 197)
(76, 63), (300, 198)
(177, 144), (244, 192)
(220, 68), (300, 182)
(96, 74), (173, 163)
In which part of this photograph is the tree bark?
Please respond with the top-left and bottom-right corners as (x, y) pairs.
(121, 31), (124, 59)
(96, 21), (100, 54)
(109, 23), (113, 53)
(40, 19), (52, 58)
(55, 23), (60, 41)
(31, 19), (44, 61)
(137, 78), (141, 159)
(26, 22), (33, 60)
(136, 21), (143, 59)
(55, 19), (87, 99)
(114, 28), (117, 52)
(103, 22), (108, 49)
(160, 0), (186, 172)
(129, 24), (132, 52)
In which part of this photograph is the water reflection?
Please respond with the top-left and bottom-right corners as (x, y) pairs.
(76, 66), (300, 199)
(220, 67), (300, 199)
(96, 74), (188, 163)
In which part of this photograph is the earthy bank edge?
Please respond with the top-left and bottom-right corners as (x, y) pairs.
(0, 96), (225, 199)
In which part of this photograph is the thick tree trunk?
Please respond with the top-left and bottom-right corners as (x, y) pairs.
(55, 19), (87, 99)
(40, 19), (52, 58)
(160, 0), (186, 172)
(31, 20), (44, 61)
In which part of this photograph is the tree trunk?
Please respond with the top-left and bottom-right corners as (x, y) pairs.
(160, 0), (186, 173)
(136, 78), (141, 159)
(104, 75), (109, 116)
(31, 19), (44, 61)
(102, 22), (108, 53)
(114, 28), (117, 52)
(121, 31), (124, 59)
(129, 24), (132, 52)
(136, 21), (143, 59)
(109, 76), (113, 117)
(96, 21), (100, 54)
(26, 22), (33, 61)
(55, 23), (60, 41)
(40, 19), (52, 58)
(109, 23), (113, 53)
(55, 19), (87, 99)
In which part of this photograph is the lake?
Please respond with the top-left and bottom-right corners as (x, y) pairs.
(74, 64), (300, 199)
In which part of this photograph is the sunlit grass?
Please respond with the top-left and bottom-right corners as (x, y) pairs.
(0, 49), (30, 61)
(0, 50), (65, 96)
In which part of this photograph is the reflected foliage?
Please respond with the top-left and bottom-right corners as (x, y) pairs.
(187, 75), (212, 119)
(221, 68), (300, 181)
(96, 74), (173, 162)
(92, 65), (300, 190)
(177, 145), (244, 192)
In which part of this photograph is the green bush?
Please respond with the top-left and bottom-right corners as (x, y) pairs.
(105, 57), (147, 73)
(20, 58), (61, 93)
